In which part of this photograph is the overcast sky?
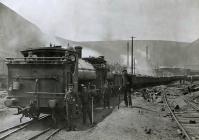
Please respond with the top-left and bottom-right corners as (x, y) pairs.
(0, 0), (199, 42)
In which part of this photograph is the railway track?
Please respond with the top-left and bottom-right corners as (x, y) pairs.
(27, 127), (63, 140)
(164, 92), (199, 140)
(0, 115), (50, 140)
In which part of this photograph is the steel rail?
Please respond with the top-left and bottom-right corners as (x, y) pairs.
(0, 123), (30, 140)
(45, 127), (63, 140)
(0, 121), (30, 134)
(0, 115), (50, 140)
(164, 93), (192, 140)
(27, 128), (52, 140)
(184, 98), (199, 111)
(0, 115), (49, 134)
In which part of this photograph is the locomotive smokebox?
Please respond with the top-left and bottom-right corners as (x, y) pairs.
(75, 46), (82, 58)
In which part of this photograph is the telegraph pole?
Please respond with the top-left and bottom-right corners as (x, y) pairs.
(131, 36), (136, 74)
(127, 42), (129, 68)
(134, 58), (135, 74)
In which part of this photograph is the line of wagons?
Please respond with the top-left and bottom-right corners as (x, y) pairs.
(3, 45), (192, 122)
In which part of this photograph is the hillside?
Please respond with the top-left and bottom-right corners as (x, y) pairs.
(0, 2), (44, 57)
(0, 2), (74, 74)
(0, 2), (76, 58)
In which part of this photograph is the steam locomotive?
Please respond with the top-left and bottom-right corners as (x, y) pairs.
(4, 45), (122, 120)
(4, 45), (188, 121)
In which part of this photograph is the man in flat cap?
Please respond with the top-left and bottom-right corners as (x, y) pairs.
(122, 69), (132, 107)
(79, 84), (92, 125)
(65, 84), (76, 131)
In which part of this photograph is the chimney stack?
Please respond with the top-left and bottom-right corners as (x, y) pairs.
(74, 46), (82, 58)
(131, 36), (136, 74)
(146, 46), (149, 61)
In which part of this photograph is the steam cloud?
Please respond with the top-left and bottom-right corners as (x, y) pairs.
(120, 49), (154, 76)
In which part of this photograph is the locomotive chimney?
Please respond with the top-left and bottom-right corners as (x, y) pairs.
(74, 46), (82, 58)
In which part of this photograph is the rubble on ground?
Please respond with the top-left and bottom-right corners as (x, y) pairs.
(0, 90), (7, 110)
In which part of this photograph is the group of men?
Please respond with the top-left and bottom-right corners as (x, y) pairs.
(64, 69), (133, 130)
(102, 69), (133, 108)
(64, 84), (93, 131)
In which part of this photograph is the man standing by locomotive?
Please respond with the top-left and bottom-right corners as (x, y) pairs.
(103, 80), (111, 109)
(65, 84), (76, 131)
(122, 69), (132, 107)
(79, 85), (92, 125)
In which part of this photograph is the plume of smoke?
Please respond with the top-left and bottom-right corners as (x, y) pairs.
(82, 48), (101, 58)
(120, 49), (155, 76)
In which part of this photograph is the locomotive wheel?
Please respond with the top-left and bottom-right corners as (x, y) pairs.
(33, 112), (40, 120)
